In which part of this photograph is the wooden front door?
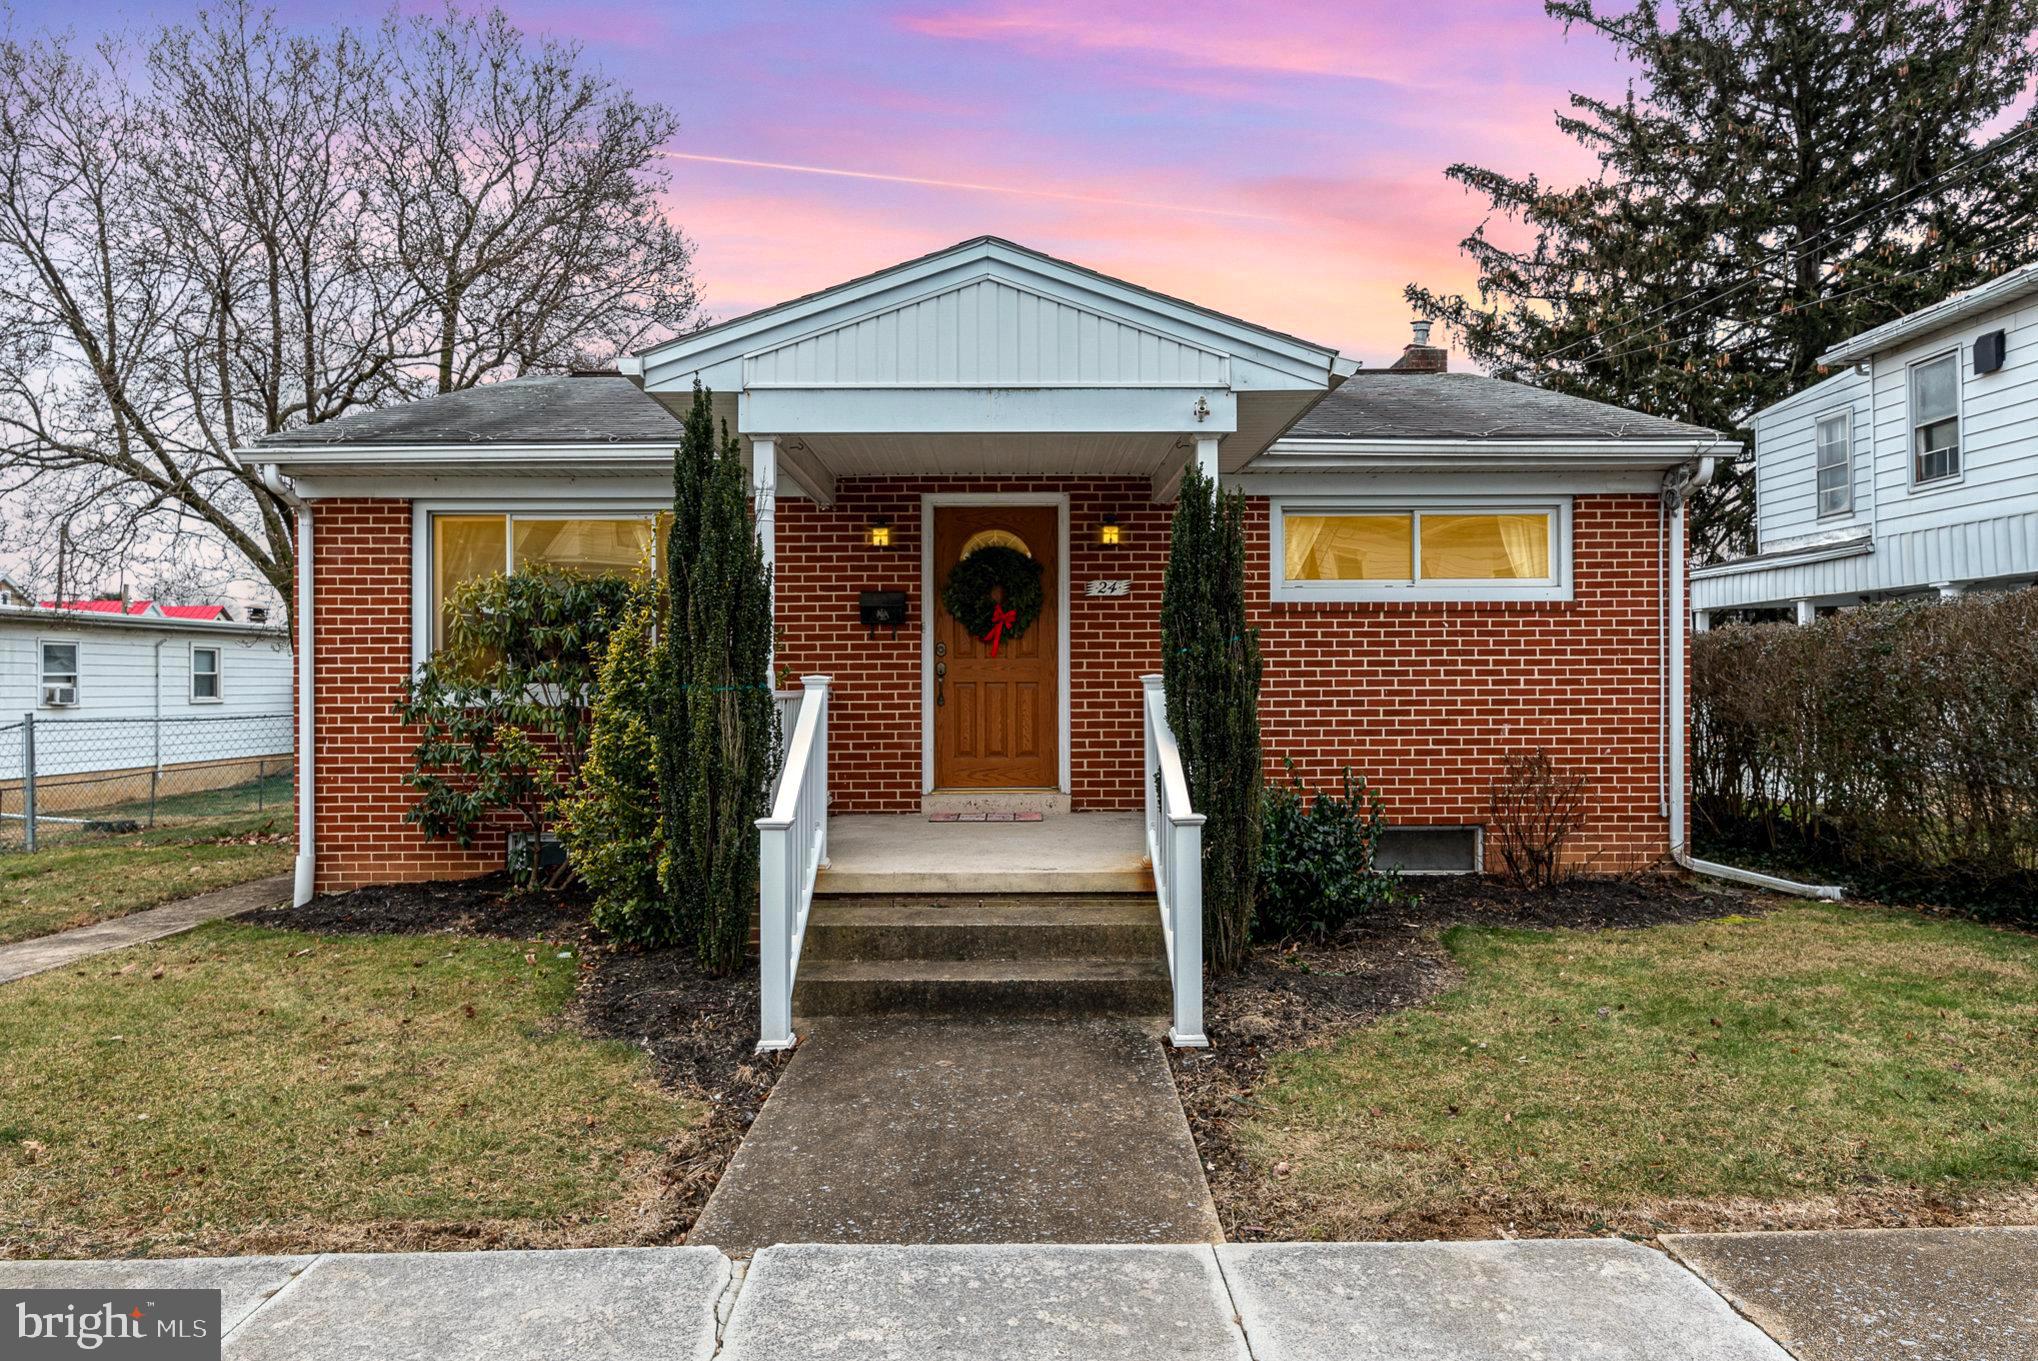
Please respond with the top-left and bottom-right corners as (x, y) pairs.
(932, 503), (1060, 789)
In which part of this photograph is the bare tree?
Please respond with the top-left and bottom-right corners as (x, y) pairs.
(0, 3), (698, 608)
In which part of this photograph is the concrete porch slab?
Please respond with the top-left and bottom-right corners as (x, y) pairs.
(719, 1244), (1249, 1361)
(221, 1248), (728, 1360)
(1663, 1227), (2038, 1361)
(688, 1020), (1219, 1250)
(0, 1255), (313, 1335)
(817, 812), (1150, 894)
(1218, 1239), (1791, 1361)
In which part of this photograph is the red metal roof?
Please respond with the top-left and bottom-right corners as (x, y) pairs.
(36, 599), (230, 620)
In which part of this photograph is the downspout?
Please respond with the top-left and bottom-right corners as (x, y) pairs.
(1662, 451), (1844, 900)
(262, 464), (316, 906)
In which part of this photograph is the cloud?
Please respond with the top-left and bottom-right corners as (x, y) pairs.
(654, 150), (1281, 220)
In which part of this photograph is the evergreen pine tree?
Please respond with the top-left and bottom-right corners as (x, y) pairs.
(1409, 0), (2038, 560)
(1160, 465), (1263, 973)
(659, 382), (775, 974)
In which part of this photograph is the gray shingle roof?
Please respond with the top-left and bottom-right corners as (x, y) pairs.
(1289, 372), (1724, 442)
(252, 375), (683, 447)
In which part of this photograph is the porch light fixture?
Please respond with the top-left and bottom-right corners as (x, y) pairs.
(866, 517), (894, 549)
(1097, 515), (1122, 547)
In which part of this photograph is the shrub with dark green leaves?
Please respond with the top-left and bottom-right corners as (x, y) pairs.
(1256, 761), (1401, 943)
(1160, 463), (1263, 973)
(398, 568), (644, 886)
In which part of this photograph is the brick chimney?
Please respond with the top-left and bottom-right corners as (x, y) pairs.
(1389, 318), (1448, 373)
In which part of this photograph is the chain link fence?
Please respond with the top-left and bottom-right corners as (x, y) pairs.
(0, 712), (294, 853)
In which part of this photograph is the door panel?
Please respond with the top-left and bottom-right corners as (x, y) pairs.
(933, 504), (1059, 789)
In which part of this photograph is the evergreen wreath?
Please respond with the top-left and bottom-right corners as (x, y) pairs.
(942, 545), (1045, 647)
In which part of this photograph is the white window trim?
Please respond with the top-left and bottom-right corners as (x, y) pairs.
(1269, 496), (1574, 603)
(1906, 348), (1964, 489)
(189, 642), (224, 704)
(409, 498), (670, 670)
(37, 638), (80, 708)
(1813, 407), (1854, 519)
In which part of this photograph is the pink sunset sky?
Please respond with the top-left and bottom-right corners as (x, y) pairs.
(62, 0), (1627, 365)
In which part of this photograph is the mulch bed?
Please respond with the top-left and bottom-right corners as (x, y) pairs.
(1168, 871), (1761, 1241)
(244, 874), (789, 1244)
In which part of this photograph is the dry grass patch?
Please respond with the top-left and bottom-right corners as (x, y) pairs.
(1240, 904), (2038, 1240)
(0, 822), (292, 944)
(0, 921), (695, 1258)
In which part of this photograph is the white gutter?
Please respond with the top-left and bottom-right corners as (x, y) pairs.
(1662, 452), (1845, 902)
(262, 463), (317, 907)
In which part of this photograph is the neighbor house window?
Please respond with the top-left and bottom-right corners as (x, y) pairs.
(1910, 352), (1961, 484)
(427, 511), (667, 647)
(39, 641), (78, 707)
(190, 644), (222, 702)
(1815, 410), (1852, 516)
(1274, 501), (1569, 602)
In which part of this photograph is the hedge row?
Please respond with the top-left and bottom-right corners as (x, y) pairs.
(1691, 588), (2038, 920)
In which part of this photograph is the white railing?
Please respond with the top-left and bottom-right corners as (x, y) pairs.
(1140, 674), (1207, 1048)
(757, 674), (830, 1052)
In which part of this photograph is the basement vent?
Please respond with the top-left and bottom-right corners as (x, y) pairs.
(1375, 825), (1482, 874)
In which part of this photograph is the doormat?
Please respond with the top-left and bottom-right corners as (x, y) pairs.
(927, 812), (1046, 822)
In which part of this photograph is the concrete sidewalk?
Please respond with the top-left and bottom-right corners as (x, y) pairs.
(0, 873), (291, 985)
(2, 1238), (1796, 1360)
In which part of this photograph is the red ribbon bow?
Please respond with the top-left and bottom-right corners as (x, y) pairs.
(982, 604), (1018, 657)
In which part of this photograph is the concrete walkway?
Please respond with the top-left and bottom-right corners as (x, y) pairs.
(1666, 1227), (2037, 1361)
(691, 1019), (1219, 1249)
(1, 1239), (1802, 1359)
(0, 873), (291, 985)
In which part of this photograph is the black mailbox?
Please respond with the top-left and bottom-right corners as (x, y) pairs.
(859, 590), (908, 636)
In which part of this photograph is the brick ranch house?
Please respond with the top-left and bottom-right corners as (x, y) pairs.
(250, 238), (1731, 1045)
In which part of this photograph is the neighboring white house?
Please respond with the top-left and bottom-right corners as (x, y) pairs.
(1693, 261), (2038, 626)
(0, 602), (292, 789)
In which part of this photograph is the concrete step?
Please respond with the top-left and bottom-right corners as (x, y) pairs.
(814, 865), (1154, 895)
(793, 957), (1172, 1021)
(802, 895), (1162, 963)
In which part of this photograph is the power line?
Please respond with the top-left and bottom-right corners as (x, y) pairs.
(1530, 122), (2037, 367)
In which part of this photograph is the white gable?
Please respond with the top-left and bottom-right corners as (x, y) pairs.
(743, 275), (1229, 389)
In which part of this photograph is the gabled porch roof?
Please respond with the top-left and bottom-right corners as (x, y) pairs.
(630, 237), (1354, 504)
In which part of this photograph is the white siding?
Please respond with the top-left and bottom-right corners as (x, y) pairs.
(1868, 295), (2038, 537)
(743, 277), (1230, 389)
(0, 621), (293, 779)
(1752, 367), (1872, 549)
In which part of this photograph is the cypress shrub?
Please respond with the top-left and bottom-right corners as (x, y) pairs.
(659, 382), (776, 973)
(556, 596), (667, 939)
(1160, 464), (1263, 972)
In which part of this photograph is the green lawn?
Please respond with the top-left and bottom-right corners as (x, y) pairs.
(0, 922), (693, 1258)
(1242, 904), (2038, 1240)
(0, 819), (293, 944)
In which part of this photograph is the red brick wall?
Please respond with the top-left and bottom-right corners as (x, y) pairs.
(307, 499), (500, 890)
(774, 478), (1170, 812)
(1248, 495), (1676, 870)
(785, 483), (1674, 864)
(304, 485), (1677, 891)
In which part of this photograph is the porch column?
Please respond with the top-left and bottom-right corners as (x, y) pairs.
(753, 436), (778, 657)
(1932, 580), (1964, 601)
(1793, 598), (1815, 627)
(1193, 433), (1221, 489)
(1692, 609), (1711, 634)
